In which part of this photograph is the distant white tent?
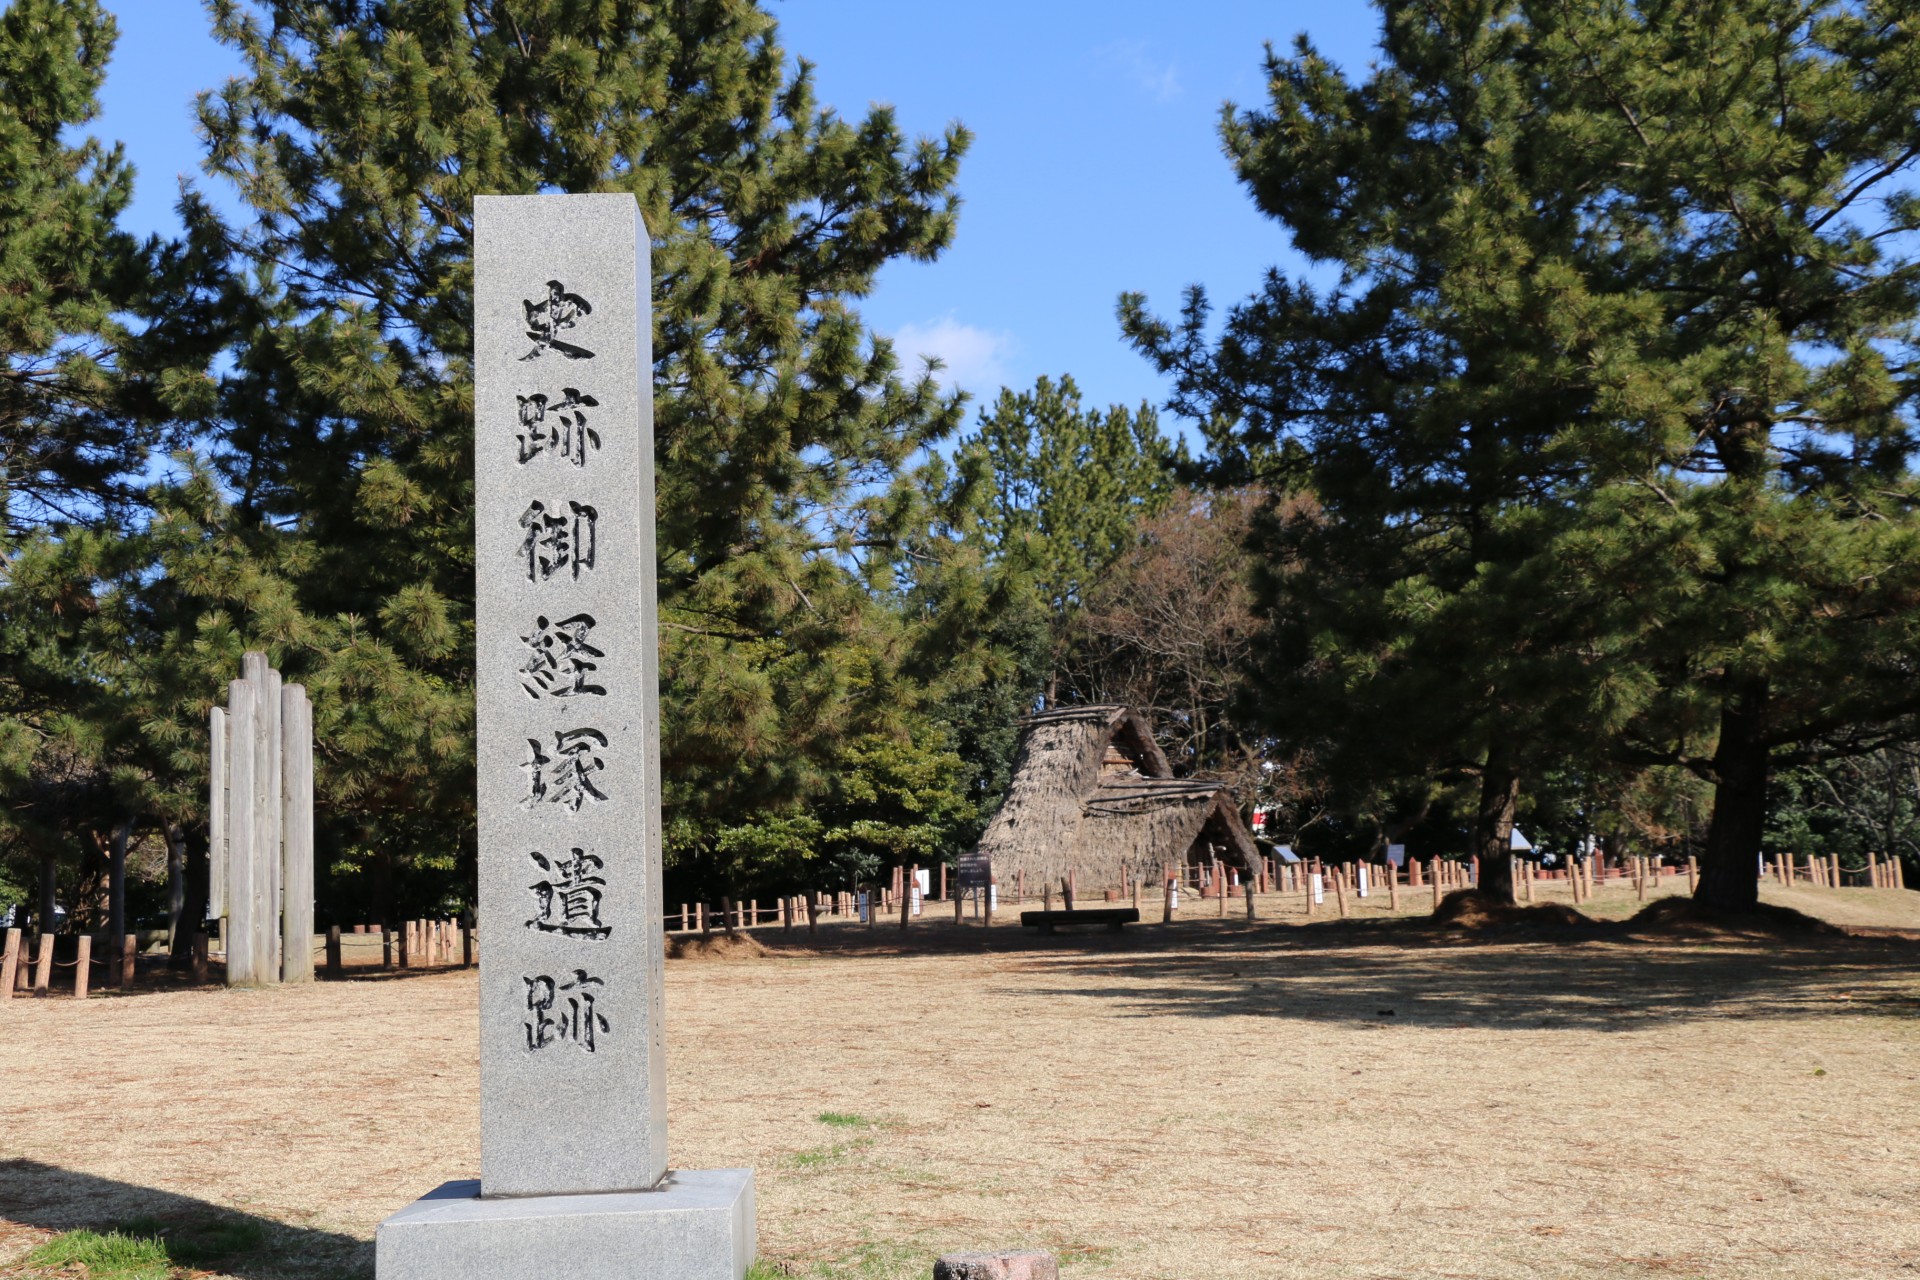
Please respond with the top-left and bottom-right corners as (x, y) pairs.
(1509, 828), (1534, 852)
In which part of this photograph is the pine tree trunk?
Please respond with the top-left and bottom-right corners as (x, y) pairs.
(165, 823), (185, 949)
(37, 852), (56, 935)
(1696, 684), (1769, 913)
(170, 827), (210, 971)
(107, 820), (132, 965)
(1472, 739), (1520, 904)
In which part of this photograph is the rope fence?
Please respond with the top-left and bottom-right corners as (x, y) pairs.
(3, 849), (1907, 1000)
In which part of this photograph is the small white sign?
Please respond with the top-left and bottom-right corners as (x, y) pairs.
(1311, 874), (1325, 904)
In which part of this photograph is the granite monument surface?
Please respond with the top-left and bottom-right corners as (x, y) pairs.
(375, 192), (753, 1280)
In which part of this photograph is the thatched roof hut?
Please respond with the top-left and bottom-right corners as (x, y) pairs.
(970, 705), (1260, 894)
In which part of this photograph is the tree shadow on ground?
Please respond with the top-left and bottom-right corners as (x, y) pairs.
(1009, 917), (1920, 1033)
(0, 1161), (368, 1280)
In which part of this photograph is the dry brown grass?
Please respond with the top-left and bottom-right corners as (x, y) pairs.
(4, 884), (1919, 1280)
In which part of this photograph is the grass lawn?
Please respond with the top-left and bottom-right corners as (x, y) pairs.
(3, 880), (1917, 1279)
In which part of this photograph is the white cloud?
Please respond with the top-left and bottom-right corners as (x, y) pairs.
(1097, 40), (1182, 105)
(889, 315), (1016, 394)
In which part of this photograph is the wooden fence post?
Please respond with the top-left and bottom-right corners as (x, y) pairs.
(940, 863), (948, 901)
(1334, 866), (1349, 918)
(900, 869), (913, 930)
(0, 928), (18, 1001)
(1162, 873), (1175, 923)
(192, 931), (209, 981)
(326, 925), (343, 975)
(32, 932), (52, 995)
(74, 935), (92, 999)
(1216, 860), (1228, 917)
(1389, 865), (1401, 911)
(1062, 873), (1075, 912)
(807, 894), (820, 935)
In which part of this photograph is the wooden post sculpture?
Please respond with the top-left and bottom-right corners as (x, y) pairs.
(211, 653), (316, 986)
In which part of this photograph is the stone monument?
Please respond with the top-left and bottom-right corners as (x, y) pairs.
(208, 652), (314, 986)
(375, 193), (754, 1280)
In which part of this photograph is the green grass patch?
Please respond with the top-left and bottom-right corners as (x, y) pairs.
(784, 1134), (876, 1171)
(119, 1214), (266, 1267)
(815, 1111), (873, 1128)
(20, 1216), (270, 1280)
(22, 1230), (171, 1280)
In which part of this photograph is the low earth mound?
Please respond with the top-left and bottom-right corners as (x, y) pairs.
(1428, 890), (1591, 932)
(1624, 894), (1842, 939)
(665, 933), (774, 961)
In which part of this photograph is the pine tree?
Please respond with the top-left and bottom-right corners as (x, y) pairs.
(0, 0), (216, 939)
(957, 374), (1179, 703)
(186, 1), (981, 895)
(1125, 0), (1920, 910)
(0, 0), (148, 538)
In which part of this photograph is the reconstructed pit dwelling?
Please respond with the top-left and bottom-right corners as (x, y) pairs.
(971, 704), (1260, 895)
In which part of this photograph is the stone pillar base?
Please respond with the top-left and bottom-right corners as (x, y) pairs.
(376, 1169), (754, 1280)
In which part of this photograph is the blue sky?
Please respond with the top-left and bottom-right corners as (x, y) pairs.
(97, 2), (1384, 426)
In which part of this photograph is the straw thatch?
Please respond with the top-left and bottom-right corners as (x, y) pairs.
(972, 705), (1260, 895)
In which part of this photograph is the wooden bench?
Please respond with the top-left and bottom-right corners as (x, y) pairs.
(1019, 908), (1139, 934)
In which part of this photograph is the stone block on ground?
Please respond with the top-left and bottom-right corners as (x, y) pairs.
(376, 1170), (754, 1280)
(933, 1250), (1059, 1280)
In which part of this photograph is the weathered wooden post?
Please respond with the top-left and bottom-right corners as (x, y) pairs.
(241, 651), (282, 982)
(209, 705), (227, 926)
(282, 684), (315, 981)
(119, 933), (135, 987)
(74, 935), (92, 999)
(225, 678), (260, 986)
(31, 932), (52, 995)
(0, 928), (18, 1001)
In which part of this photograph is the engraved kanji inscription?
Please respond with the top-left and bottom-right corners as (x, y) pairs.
(520, 500), (597, 581)
(522, 727), (610, 812)
(527, 847), (610, 939)
(516, 388), (601, 466)
(520, 613), (606, 699)
(521, 280), (595, 361)
(524, 969), (608, 1051)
